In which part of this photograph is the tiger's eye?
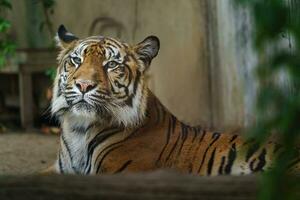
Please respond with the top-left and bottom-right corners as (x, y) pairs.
(106, 61), (118, 69)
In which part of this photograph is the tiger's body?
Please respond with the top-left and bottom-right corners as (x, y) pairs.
(57, 94), (277, 175)
(50, 25), (299, 175)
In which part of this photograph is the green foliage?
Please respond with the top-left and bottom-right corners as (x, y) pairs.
(40, 0), (55, 9)
(0, 17), (10, 32)
(0, 0), (15, 68)
(0, 0), (12, 10)
(45, 67), (56, 81)
(37, 0), (56, 38)
(0, 40), (14, 66)
(34, 0), (56, 79)
(236, 0), (300, 199)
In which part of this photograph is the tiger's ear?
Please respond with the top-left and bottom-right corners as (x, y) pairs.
(134, 36), (160, 70)
(55, 24), (78, 49)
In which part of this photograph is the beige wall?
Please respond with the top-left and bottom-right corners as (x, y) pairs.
(7, 0), (257, 130)
(134, 1), (211, 127)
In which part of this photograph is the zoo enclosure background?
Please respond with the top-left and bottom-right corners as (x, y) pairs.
(5, 0), (298, 130)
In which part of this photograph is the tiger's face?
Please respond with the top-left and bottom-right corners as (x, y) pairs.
(52, 25), (159, 126)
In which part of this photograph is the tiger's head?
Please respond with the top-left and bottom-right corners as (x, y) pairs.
(51, 25), (159, 127)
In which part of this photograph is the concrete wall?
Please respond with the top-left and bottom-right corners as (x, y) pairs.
(207, 0), (258, 129)
(7, 0), (260, 130)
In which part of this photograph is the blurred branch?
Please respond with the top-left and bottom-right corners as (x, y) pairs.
(0, 0), (12, 10)
(235, 0), (300, 199)
(39, 0), (55, 37)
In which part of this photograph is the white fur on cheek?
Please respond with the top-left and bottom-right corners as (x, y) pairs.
(51, 75), (68, 116)
(51, 95), (68, 114)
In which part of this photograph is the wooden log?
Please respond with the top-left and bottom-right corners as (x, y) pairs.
(0, 171), (258, 200)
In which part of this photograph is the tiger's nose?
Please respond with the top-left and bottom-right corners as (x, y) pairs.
(75, 80), (97, 93)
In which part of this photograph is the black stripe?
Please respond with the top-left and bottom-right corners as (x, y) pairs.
(61, 135), (73, 162)
(57, 79), (62, 96)
(98, 142), (121, 158)
(155, 100), (161, 125)
(61, 134), (78, 173)
(94, 141), (124, 171)
(105, 41), (121, 50)
(207, 148), (217, 175)
(85, 128), (123, 173)
(246, 142), (260, 162)
(114, 160), (133, 173)
(95, 90), (110, 96)
(58, 152), (64, 174)
(161, 108), (166, 123)
(116, 65), (130, 84)
(93, 128), (140, 173)
(171, 115), (177, 133)
(189, 130), (206, 173)
(218, 156), (226, 175)
(115, 52), (121, 59)
(106, 46), (115, 56)
(156, 117), (172, 165)
(187, 128), (199, 173)
(165, 130), (180, 162)
(197, 148), (211, 174)
(106, 38), (123, 49)
(230, 135), (238, 143)
(65, 91), (77, 95)
(224, 143), (237, 174)
(133, 71), (141, 95)
(88, 128), (121, 153)
(250, 148), (266, 172)
(191, 127), (200, 143)
(65, 94), (79, 99)
(125, 63), (132, 86)
(71, 123), (93, 134)
(249, 159), (256, 172)
(124, 95), (133, 107)
(197, 133), (221, 174)
(287, 157), (300, 169)
(212, 132), (221, 140)
(96, 145), (122, 173)
(175, 123), (189, 157)
(199, 130), (206, 142)
(109, 81), (118, 95)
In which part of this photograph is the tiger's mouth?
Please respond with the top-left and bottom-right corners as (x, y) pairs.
(69, 98), (110, 118)
(71, 100), (94, 111)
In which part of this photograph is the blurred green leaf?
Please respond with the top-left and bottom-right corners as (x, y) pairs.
(45, 67), (57, 80)
(0, 0), (12, 9)
(0, 18), (11, 32)
(236, 0), (300, 199)
(40, 0), (55, 8)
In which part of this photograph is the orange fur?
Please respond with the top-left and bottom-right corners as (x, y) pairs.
(51, 25), (299, 176)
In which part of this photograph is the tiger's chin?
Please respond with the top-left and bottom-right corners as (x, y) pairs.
(70, 102), (97, 119)
(68, 102), (111, 124)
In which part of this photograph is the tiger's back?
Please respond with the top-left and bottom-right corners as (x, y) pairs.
(88, 94), (282, 175)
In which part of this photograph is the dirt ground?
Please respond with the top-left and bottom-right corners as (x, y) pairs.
(0, 132), (59, 175)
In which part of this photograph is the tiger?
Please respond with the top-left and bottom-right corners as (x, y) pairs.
(48, 24), (299, 176)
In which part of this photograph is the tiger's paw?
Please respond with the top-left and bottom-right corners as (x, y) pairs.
(39, 165), (57, 175)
